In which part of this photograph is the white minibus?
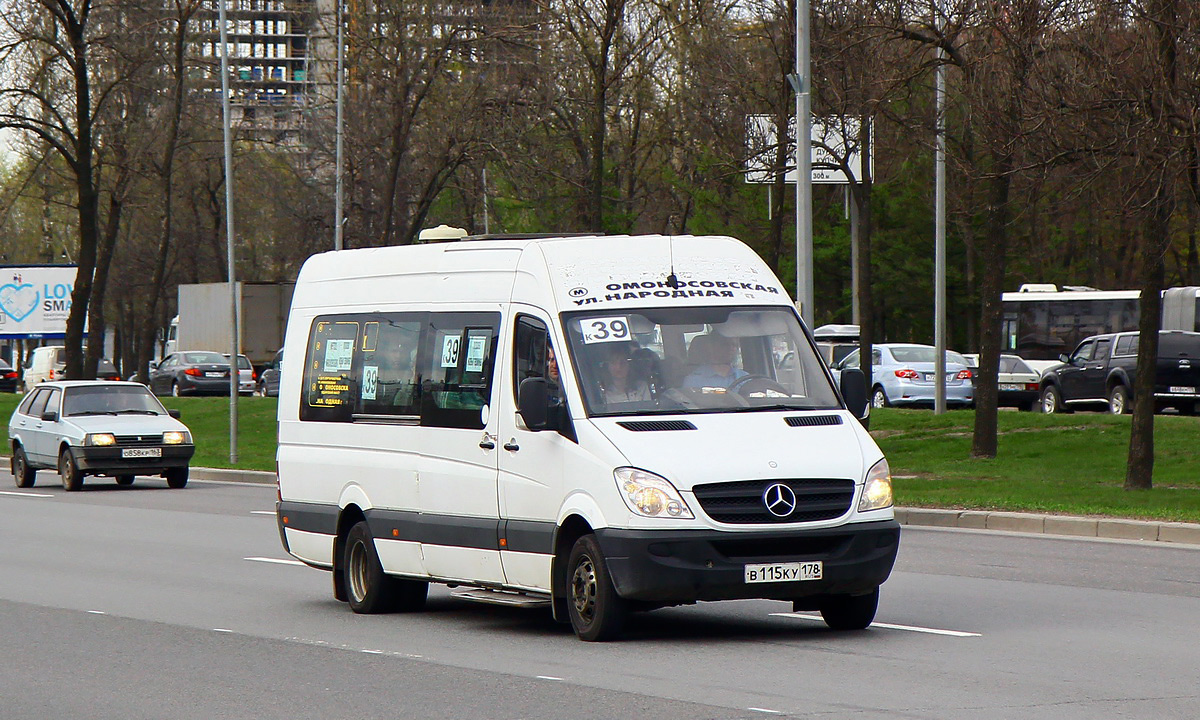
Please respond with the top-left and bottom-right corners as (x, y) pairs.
(275, 234), (899, 641)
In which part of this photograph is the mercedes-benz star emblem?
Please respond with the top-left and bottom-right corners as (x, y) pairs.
(762, 483), (797, 517)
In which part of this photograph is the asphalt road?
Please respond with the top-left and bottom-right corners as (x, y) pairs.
(2, 473), (1198, 719)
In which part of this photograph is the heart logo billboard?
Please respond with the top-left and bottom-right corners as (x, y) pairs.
(0, 283), (40, 323)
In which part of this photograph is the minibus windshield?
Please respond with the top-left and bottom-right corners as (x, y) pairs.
(562, 306), (841, 416)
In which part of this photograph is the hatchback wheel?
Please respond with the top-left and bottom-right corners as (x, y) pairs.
(12, 446), (37, 488)
(59, 449), (84, 492)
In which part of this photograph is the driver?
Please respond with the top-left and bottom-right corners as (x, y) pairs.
(682, 333), (748, 390)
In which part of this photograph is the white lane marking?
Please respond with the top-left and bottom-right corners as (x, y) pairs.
(0, 490), (55, 498)
(536, 676), (563, 681)
(87, 610), (106, 615)
(770, 612), (982, 637)
(749, 708), (783, 715)
(244, 556), (305, 567)
(250, 511), (276, 516)
(213, 628), (233, 633)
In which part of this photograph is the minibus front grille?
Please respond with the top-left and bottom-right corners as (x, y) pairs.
(692, 478), (854, 524)
(784, 415), (843, 427)
(617, 420), (697, 432)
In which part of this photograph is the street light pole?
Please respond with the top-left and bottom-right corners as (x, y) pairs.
(334, 0), (345, 251)
(934, 45), (947, 414)
(795, 0), (813, 327)
(217, 0), (239, 460)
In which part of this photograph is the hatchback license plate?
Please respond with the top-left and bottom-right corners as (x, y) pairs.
(1169, 386), (1196, 394)
(999, 383), (1022, 391)
(744, 561), (822, 584)
(121, 448), (161, 459)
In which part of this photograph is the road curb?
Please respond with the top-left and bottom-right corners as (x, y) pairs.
(5, 455), (1199, 547)
(894, 507), (1200, 547)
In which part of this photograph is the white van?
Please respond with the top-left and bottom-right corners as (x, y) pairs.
(276, 234), (898, 641)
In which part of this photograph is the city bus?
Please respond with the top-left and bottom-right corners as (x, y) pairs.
(1001, 285), (1200, 363)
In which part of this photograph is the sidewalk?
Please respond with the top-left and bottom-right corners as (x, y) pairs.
(8, 457), (1200, 547)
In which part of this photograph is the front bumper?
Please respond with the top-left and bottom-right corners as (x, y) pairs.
(595, 519), (899, 604)
(73, 444), (195, 474)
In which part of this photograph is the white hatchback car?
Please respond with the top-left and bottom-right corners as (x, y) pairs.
(8, 381), (195, 491)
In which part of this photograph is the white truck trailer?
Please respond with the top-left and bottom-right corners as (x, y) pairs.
(166, 282), (294, 370)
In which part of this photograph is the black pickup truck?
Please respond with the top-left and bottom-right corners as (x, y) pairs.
(1039, 330), (1200, 415)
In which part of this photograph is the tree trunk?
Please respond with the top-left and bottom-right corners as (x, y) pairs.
(971, 166), (1011, 458)
(1125, 193), (1171, 490)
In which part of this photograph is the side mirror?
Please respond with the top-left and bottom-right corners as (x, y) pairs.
(517, 377), (550, 430)
(167, 409), (182, 419)
(1058, 354), (1071, 364)
(41, 410), (59, 422)
(840, 367), (868, 422)
(148, 361), (159, 371)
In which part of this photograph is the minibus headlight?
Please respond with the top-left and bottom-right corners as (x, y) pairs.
(614, 468), (694, 519)
(86, 433), (116, 447)
(858, 458), (894, 512)
(163, 431), (190, 445)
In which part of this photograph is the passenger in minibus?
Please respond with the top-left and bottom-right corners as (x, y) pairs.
(597, 342), (651, 404)
(682, 333), (748, 389)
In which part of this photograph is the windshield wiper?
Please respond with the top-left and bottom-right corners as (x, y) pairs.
(727, 403), (823, 412)
(114, 409), (159, 415)
(68, 410), (119, 416)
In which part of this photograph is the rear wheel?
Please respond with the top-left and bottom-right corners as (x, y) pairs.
(871, 386), (889, 409)
(166, 467), (188, 489)
(116, 475), (135, 486)
(58, 449), (84, 492)
(566, 534), (628, 642)
(12, 446), (36, 488)
(171, 381), (182, 398)
(819, 588), (879, 630)
(1108, 385), (1131, 415)
(344, 521), (427, 614)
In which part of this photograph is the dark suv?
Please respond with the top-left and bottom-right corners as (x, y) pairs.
(1039, 330), (1200, 415)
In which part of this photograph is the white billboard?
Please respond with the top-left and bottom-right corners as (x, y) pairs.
(745, 115), (870, 184)
(0, 266), (79, 339)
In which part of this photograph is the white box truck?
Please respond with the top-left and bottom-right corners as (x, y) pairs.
(166, 282), (294, 370)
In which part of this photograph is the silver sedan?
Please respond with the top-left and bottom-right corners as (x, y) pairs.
(832, 343), (974, 408)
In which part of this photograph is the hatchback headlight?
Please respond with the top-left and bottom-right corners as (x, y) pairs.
(86, 433), (116, 447)
(163, 431), (190, 445)
(614, 467), (693, 519)
(858, 458), (894, 512)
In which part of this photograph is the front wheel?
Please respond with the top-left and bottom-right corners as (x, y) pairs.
(166, 467), (188, 489)
(1108, 385), (1131, 415)
(59, 449), (84, 492)
(116, 475), (135, 486)
(343, 521), (427, 614)
(566, 534), (628, 642)
(871, 386), (889, 409)
(1040, 385), (1069, 414)
(12, 446), (37, 488)
(819, 588), (879, 630)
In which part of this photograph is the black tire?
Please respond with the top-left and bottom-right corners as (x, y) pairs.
(116, 475), (135, 486)
(871, 386), (889, 409)
(1177, 402), (1196, 416)
(1040, 385), (1069, 414)
(1107, 385), (1131, 415)
(59, 448), (84, 492)
(566, 534), (628, 642)
(343, 521), (427, 614)
(12, 446), (37, 488)
(819, 588), (879, 630)
(166, 467), (188, 489)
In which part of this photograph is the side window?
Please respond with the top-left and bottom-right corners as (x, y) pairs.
(513, 315), (552, 394)
(358, 315), (422, 418)
(1072, 341), (1094, 362)
(43, 389), (62, 416)
(840, 350), (860, 369)
(21, 388), (47, 416)
(1114, 336), (1136, 356)
(871, 348), (882, 366)
(421, 312), (500, 430)
(300, 316), (361, 422)
(1093, 338), (1112, 361)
